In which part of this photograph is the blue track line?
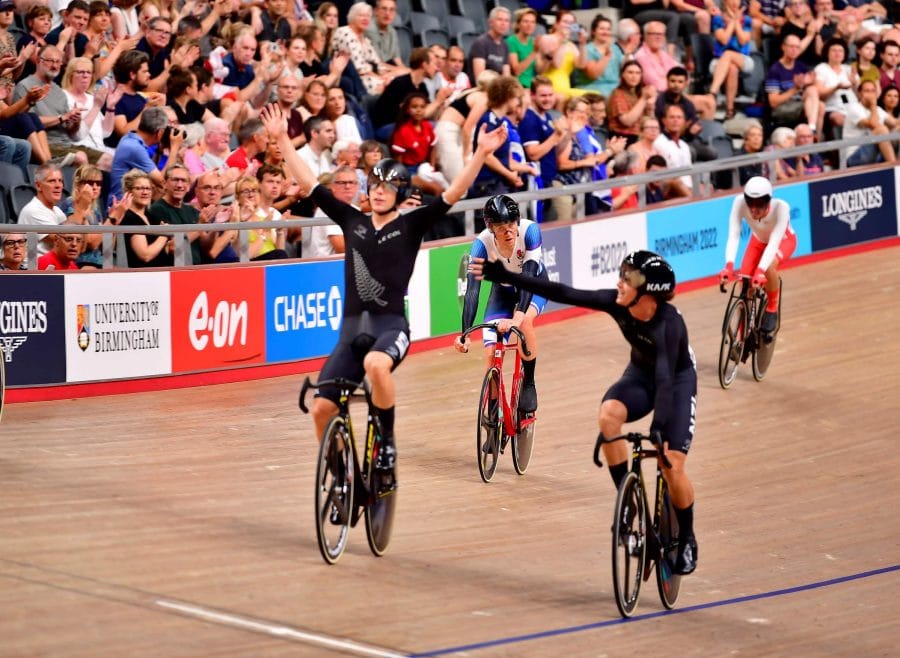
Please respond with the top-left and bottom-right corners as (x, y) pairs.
(408, 564), (900, 657)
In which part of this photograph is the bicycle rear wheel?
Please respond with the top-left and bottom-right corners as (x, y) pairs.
(511, 372), (534, 475)
(718, 299), (747, 389)
(314, 416), (354, 565)
(654, 477), (682, 609)
(365, 434), (398, 557)
(611, 472), (646, 618)
(752, 281), (781, 382)
(476, 368), (502, 483)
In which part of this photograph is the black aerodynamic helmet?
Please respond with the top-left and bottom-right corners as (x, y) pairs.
(483, 194), (520, 225)
(368, 158), (411, 202)
(620, 250), (676, 301)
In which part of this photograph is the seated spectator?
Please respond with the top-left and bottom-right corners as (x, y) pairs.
(201, 116), (232, 170)
(109, 106), (185, 203)
(222, 23), (279, 106)
(371, 47), (449, 142)
(879, 40), (900, 92)
(324, 86), (362, 145)
(191, 170), (239, 264)
(469, 7), (512, 80)
(390, 91), (446, 196)
(17, 163), (66, 257)
(622, 0), (682, 55)
(13, 44), (90, 165)
(555, 96), (620, 218)
(332, 139), (366, 192)
(627, 115), (663, 172)
(15, 5), (53, 79)
(110, 0), (141, 41)
(780, 0), (825, 68)
(249, 0), (293, 46)
(119, 168), (174, 268)
(271, 74), (305, 149)
(358, 138), (387, 198)
(843, 78), (896, 167)
(851, 37), (879, 88)
(167, 65), (215, 126)
(366, 0), (404, 70)
(879, 84), (900, 126)
(38, 226), (84, 270)
(297, 115), (336, 178)
(709, 0), (754, 120)
(303, 166), (354, 258)
(608, 60), (657, 144)
(748, 0), (787, 47)
(575, 16), (635, 98)
(61, 56), (114, 166)
(768, 126), (801, 180)
(653, 102), (694, 195)
(298, 78), (327, 122)
(59, 164), (124, 268)
(315, 1), (339, 54)
(148, 165), (205, 265)
(611, 152), (670, 209)
(655, 66), (717, 162)
(225, 117), (266, 175)
(584, 92), (610, 148)
(507, 8), (543, 89)
(108, 49), (159, 148)
(44, 0), (90, 59)
(794, 123), (826, 174)
(180, 123), (207, 177)
(0, 233), (28, 270)
(282, 35), (308, 87)
(436, 45), (472, 99)
(737, 120), (769, 184)
(235, 174), (288, 261)
(538, 10), (585, 104)
(330, 2), (393, 96)
(297, 24), (347, 89)
(0, 82), (50, 166)
(814, 37), (857, 137)
(766, 33), (824, 135)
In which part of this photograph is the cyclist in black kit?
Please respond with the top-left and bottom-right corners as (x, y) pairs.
(261, 104), (509, 473)
(470, 250), (699, 575)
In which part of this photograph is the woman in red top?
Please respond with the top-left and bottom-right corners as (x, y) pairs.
(389, 92), (444, 196)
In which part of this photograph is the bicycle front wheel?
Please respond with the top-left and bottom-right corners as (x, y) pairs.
(718, 299), (747, 389)
(314, 416), (355, 565)
(511, 372), (534, 475)
(476, 367), (502, 483)
(654, 477), (682, 609)
(365, 437), (397, 557)
(611, 472), (646, 618)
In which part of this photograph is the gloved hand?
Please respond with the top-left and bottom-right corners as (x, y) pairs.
(719, 262), (735, 284)
(751, 267), (767, 288)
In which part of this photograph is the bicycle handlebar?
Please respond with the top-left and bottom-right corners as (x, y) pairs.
(460, 322), (532, 357)
(593, 432), (673, 469)
(298, 375), (369, 413)
(720, 273), (756, 294)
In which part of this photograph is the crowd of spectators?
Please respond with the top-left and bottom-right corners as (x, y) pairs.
(0, 0), (898, 270)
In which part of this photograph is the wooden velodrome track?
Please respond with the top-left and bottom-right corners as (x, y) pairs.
(2, 246), (898, 657)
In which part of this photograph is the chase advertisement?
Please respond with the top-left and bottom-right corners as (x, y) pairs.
(809, 169), (897, 251)
(64, 273), (172, 382)
(0, 275), (66, 386)
(265, 260), (344, 363)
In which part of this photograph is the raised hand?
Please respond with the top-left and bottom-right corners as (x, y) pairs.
(475, 122), (508, 155)
(260, 103), (287, 137)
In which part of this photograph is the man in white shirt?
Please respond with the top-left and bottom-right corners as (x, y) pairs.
(302, 166), (354, 258)
(17, 163), (67, 256)
(434, 45), (471, 101)
(843, 79), (896, 167)
(653, 103), (694, 193)
(296, 116), (336, 178)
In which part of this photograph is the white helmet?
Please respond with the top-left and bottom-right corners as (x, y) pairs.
(744, 176), (773, 206)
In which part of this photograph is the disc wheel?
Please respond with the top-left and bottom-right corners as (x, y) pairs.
(314, 416), (354, 565)
(654, 478), (682, 609)
(753, 281), (781, 382)
(511, 372), (534, 475)
(365, 435), (397, 557)
(476, 368), (502, 482)
(718, 299), (747, 389)
(611, 472), (647, 618)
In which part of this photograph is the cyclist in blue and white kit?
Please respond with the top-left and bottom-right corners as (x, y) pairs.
(454, 195), (547, 413)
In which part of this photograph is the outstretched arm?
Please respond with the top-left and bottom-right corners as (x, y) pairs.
(471, 257), (617, 312)
(442, 123), (510, 206)
(260, 104), (319, 193)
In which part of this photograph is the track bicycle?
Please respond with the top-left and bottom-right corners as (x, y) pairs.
(460, 323), (536, 483)
(299, 376), (397, 565)
(718, 274), (783, 389)
(594, 432), (681, 618)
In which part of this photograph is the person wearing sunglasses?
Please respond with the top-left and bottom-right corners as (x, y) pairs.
(261, 102), (508, 474)
(0, 233), (28, 270)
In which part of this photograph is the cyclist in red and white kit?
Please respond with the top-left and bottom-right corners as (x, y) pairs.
(719, 176), (796, 334)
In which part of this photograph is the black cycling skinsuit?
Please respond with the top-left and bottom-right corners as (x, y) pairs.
(312, 186), (452, 403)
(483, 260), (697, 452)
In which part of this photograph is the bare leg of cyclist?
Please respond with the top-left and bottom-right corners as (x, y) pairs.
(312, 397), (340, 443)
(599, 399), (630, 489)
(364, 351), (397, 470)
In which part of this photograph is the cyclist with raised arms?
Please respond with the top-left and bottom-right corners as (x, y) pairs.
(261, 104), (509, 473)
(470, 249), (699, 575)
(720, 176), (796, 335)
(454, 194), (547, 413)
